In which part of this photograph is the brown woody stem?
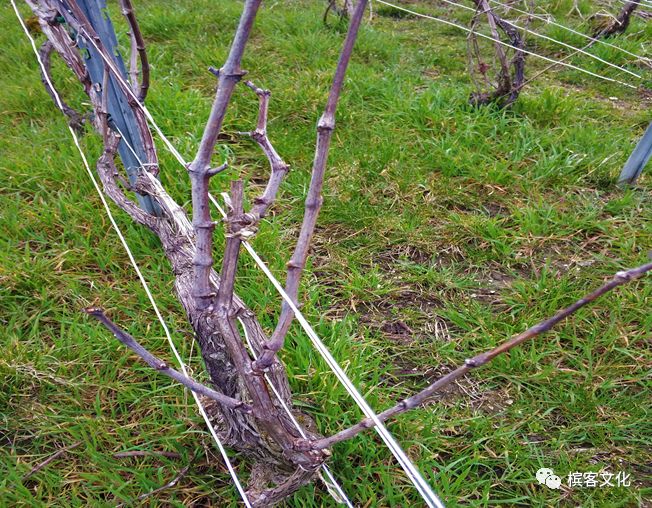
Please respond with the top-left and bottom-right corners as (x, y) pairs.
(26, 0), (326, 498)
(213, 181), (317, 463)
(84, 308), (253, 413)
(94, 64), (158, 229)
(312, 261), (652, 449)
(119, 0), (149, 102)
(38, 40), (85, 132)
(189, 0), (262, 309)
(53, 0), (159, 169)
(253, 0), (369, 372)
(245, 80), (291, 220)
(23, 441), (82, 480)
(594, 1), (639, 38)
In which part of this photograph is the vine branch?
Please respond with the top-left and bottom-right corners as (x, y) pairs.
(38, 40), (86, 132)
(593, 1), (639, 38)
(244, 80), (291, 220)
(253, 0), (369, 373)
(188, 0), (262, 309)
(310, 261), (652, 449)
(118, 0), (149, 102)
(84, 308), (253, 413)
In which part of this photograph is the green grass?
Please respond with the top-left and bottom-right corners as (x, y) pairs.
(1, 0), (651, 506)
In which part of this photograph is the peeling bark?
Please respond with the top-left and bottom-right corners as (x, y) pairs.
(25, 0), (365, 502)
(468, 0), (526, 108)
(23, 0), (650, 505)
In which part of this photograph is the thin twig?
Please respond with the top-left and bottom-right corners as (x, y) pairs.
(116, 454), (195, 507)
(311, 261), (652, 449)
(94, 64), (158, 229)
(244, 80), (291, 220)
(113, 450), (182, 459)
(84, 308), (253, 413)
(253, 0), (369, 372)
(119, 0), (149, 101)
(23, 441), (82, 480)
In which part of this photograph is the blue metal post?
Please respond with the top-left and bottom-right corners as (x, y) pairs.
(618, 121), (652, 186)
(63, 0), (160, 215)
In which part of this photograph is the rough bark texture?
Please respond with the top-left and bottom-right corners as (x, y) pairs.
(24, 0), (367, 503)
(93, 92), (326, 505)
(26, 0), (325, 502)
(24, 0), (650, 505)
(468, 0), (526, 108)
(593, 1), (639, 38)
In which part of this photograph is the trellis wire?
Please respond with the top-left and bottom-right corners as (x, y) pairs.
(485, 0), (651, 62)
(438, 0), (642, 78)
(75, 15), (445, 508)
(113, 122), (354, 507)
(374, 0), (638, 89)
(9, 2), (253, 506)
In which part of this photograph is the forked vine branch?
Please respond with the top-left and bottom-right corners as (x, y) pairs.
(21, 0), (651, 505)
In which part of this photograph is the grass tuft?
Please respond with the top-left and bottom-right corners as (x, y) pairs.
(1, 0), (650, 506)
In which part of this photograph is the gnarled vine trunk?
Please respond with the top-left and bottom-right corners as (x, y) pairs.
(21, 0), (652, 506)
(468, 0), (526, 108)
(24, 0), (368, 504)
